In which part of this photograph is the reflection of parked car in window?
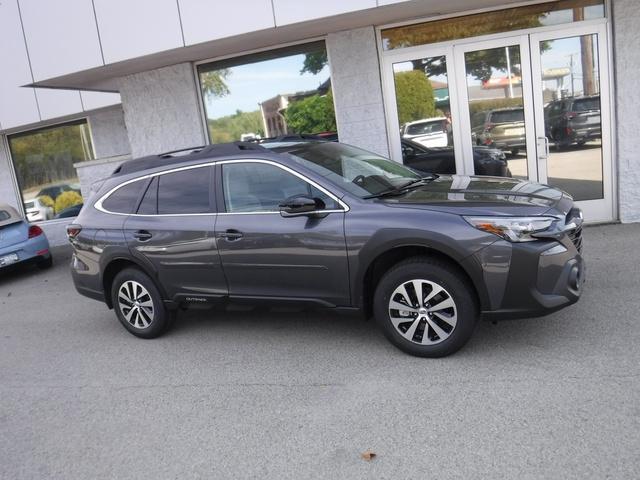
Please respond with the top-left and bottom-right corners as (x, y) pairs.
(36, 183), (79, 201)
(401, 139), (511, 177)
(24, 197), (54, 222)
(471, 107), (526, 156)
(0, 204), (52, 270)
(401, 117), (449, 148)
(69, 140), (584, 358)
(544, 95), (601, 148)
(54, 203), (83, 219)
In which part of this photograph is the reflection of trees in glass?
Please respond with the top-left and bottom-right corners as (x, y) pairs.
(208, 110), (264, 144)
(394, 71), (437, 124)
(9, 123), (93, 193)
(200, 68), (231, 98)
(284, 91), (336, 134)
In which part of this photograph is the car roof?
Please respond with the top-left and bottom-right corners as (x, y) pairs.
(0, 204), (22, 227)
(112, 142), (269, 177)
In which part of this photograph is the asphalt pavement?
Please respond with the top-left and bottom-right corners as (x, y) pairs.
(1, 223), (639, 479)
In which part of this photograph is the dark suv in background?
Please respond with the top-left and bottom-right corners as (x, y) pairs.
(544, 95), (601, 148)
(68, 140), (584, 357)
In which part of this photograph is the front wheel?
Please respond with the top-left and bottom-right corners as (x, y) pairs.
(373, 257), (478, 357)
(111, 268), (172, 339)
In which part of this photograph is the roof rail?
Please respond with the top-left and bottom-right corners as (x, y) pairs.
(112, 142), (267, 176)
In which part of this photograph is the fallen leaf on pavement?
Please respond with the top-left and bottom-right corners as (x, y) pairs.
(361, 450), (376, 461)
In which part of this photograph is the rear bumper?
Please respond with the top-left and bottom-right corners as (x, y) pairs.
(0, 235), (51, 269)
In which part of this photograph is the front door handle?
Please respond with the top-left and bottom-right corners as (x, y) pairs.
(217, 229), (243, 241)
(133, 230), (153, 241)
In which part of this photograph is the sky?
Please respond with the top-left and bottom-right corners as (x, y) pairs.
(202, 54), (330, 119)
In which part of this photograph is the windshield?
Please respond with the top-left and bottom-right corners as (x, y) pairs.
(490, 109), (524, 123)
(273, 142), (422, 198)
(405, 120), (445, 136)
(573, 97), (600, 112)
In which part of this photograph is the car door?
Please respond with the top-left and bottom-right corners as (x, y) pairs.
(214, 160), (350, 307)
(123, 164), (227, 304)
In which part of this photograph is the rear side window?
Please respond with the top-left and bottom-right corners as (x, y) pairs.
(157, 166), (212, 214)
(102, 180), (146, 214)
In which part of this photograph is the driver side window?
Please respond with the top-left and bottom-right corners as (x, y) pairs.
(222, 162), (338, 213)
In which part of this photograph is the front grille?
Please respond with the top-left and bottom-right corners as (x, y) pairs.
(566, 208), (583, 253)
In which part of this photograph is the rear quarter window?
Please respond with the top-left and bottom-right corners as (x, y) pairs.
(0, 210), (10, 221)
(101, 179), (147, 214)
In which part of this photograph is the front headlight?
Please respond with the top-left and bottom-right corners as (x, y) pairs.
(463, 216), (556, 242)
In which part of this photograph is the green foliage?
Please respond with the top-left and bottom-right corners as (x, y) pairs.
(54, 191), (83, 213)
(208, 110), (264, 143)
(38, 195), (54, 209)
(394, 70), (437, 125)
(8, 122), (92, 193)
(468, 97), (523, 116)
(300, 51), (328, 75)
(284, 93), (336, 134)
(200, 69), (231, 98)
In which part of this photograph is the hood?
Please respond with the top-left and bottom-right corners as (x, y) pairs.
(382, 175), (569, 216)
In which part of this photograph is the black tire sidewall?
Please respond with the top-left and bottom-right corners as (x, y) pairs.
(373, 259), (478, 358)
(111, 268), (169, 339)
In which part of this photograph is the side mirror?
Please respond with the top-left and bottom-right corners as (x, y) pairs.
(403, 147), (415, 158)
(279, 195), (325, 217)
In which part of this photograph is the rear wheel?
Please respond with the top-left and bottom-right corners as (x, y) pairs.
(111, 268), (172, 338)
(373, 257), (478, 357)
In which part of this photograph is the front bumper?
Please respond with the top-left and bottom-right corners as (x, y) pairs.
(466, 233), (585, 321)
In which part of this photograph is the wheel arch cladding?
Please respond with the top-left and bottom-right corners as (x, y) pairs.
(359, 243), (487, 319)
(101, 257), (164, 309)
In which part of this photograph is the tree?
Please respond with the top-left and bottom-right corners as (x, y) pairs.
(300, 51), (328, 75)
(284, 93), (336, 134)
(200, 69), (231, 98)
(393, 70), (437, 125)
(208, 109), (264, 143)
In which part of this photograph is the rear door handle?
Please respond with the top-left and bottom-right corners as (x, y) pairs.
(217, 229), (243, 241)
(133, 230), (153, 241)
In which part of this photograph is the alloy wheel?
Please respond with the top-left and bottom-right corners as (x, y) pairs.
(117, 280), (155, 329)
(388, 279), (458, 345)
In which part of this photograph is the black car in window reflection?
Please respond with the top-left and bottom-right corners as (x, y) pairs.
(401, 138), (512, 177)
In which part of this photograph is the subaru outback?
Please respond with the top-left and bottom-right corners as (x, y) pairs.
(68, 140), (584, 357)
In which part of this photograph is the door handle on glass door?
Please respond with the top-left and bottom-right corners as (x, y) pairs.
(537, 137), (550, 159)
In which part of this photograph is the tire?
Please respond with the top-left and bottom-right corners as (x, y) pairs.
(37, 256), (53, 269)
(373, 257), (478, 358)
(111, 267), (172, 339)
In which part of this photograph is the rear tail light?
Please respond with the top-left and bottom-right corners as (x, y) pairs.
(28, 225), (44, 238)
(67, 224), (82, 240)
(566, 127), (573, 136)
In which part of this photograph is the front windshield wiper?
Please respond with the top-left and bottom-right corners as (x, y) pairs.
(363, 175), (437, 199)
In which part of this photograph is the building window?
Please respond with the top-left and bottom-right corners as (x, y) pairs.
(8, 119), (94, 222)
(197, 41), (335, 143)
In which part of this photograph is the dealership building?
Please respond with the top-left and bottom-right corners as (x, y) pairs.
(0, 0), (637, 245)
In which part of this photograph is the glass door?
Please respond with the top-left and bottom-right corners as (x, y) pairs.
(530, 23), (613, 222)
(381, 46), (466, 175)
(453, 35), (538, 180)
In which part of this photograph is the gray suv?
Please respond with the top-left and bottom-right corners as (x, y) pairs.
(68, 140), (585, 357)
